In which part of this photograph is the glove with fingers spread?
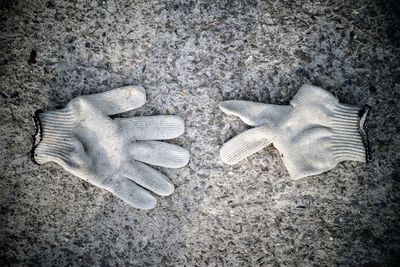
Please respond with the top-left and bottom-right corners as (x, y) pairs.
(219, 84), (370, 179)
(32, 86), (190, 209)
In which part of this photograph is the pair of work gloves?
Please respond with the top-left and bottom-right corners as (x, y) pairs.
(32, 85), (370, 209)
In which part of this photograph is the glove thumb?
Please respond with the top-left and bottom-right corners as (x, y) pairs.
(220, 126), (272, 165)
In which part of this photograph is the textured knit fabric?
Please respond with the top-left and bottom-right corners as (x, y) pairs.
(219, 84), (370, 179)
(32, 86), (190, 209)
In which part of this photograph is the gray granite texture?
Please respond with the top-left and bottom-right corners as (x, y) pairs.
(1, 0), (400, 266)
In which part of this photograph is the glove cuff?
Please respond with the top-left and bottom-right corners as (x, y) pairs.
(331, 103), (371, 163)
(32, 106), (77, 165)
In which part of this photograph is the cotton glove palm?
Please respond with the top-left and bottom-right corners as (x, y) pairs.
(219, 84), (370, 179)
(33, 86), (189, 209)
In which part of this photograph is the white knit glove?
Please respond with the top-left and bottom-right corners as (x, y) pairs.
(32, 86), (189, 209)
(219, 84), (370, 179)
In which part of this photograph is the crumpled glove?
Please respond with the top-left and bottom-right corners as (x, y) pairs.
(32, 86), (190, 209)
(219, 84), (370, 179)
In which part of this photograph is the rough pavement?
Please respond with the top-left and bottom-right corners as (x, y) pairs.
(1, 0), (400, 266)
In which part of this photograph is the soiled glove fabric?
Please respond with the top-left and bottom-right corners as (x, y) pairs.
(32, 86), (189, 209)
(220, 84), (370, 179)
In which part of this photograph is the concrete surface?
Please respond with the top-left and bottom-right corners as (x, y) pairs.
(1, 0), (400, 266)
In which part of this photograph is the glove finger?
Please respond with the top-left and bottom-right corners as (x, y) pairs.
(109, 178), (156, 210)
(219, 100), (291, 126)
(291, 84), (338, 105)
(125, 162), (175, 196)
(116, 115), (185, 140)
(130, 141), (190, 168)
(76, 86), (146, 115)
(220, 126), (272, 165)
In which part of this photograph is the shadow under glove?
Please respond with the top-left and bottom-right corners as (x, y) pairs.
(219, 84), (370, 179)
(32, 86), (189, 209)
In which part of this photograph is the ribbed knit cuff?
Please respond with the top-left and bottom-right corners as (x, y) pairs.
(330, 103), (371, 163)
(31, 106), (77, 165)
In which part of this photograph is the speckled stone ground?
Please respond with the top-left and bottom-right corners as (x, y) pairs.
(1, 0), (400, 266)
